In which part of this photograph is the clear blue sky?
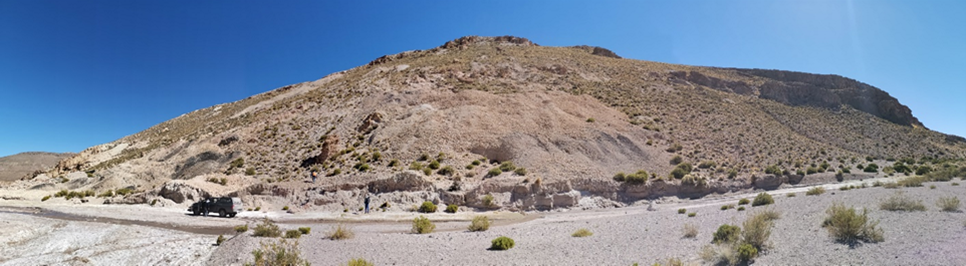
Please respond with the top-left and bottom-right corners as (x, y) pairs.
(2, 0), (964, 157)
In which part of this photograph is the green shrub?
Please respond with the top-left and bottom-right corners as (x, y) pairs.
(738, 198), (750, 205)
(839, 185), (851, 191)
(482, 194), (495, 209)
(298, 227), (310, 235)
(937, 196), (960, 212)
(235, 224), (249, 233)
(688, 212), (697, 217)
(328, 224), (353, 240)
(787, 193), (796, 197)
(498, 161), (516, 172)
(764, 165), (782, 176)
(882, 182), (899, 189)
(412, 215), (435, 234)
(737, 206), (746, 211)
(916, 165), (933, 176)
(252, 219), (281, 237)
(388, 159), (400, 167)
(284, 229), (302, 239)
(572, 228), (593, 237)
(468, 215), (490, 232)
(736, 243), (758, 262)
(246, 239), (309, 266)
(487, 168), (503, 177)
(418, 201), (438, 213)
(721, 204), (734, 210)
(806, 167), (818, 175)
(347, 258), (374, 266)
(282, 206), (289, 211)
(806, 187), (826, 196)
(863, 163), (879, 173)
(670, 155), (683, 165)
(490, 236), (515, 250)
(751, 193), (774, 206)
(822, 203), (884, 245)
(953, 182), (960, 186)
(428, 160), (441, 170)
(880, 191), (926, 211)
(445, 204), (458, 213)
(613, 172), (626, 182)
(254, 206), (261, 211)
(698, 161), (717, 169)
(216, 234), (226, 246)
(713, 224), (741, 244)
(678, 208), (687, 214)
(230, 158), (244, 169)
(513, 167), (527, 176)
(41, 195), (51, 201)
(437, 166), (454, 176)
(670, 163), (693, 179)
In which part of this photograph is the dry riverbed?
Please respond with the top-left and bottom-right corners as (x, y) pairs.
(2, 177), (965, 265)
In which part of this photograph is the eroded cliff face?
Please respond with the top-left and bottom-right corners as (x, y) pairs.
(15, 36), (965, 211)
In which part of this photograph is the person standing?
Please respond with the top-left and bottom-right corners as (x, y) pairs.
(202, 198), (210, 217)
(311, 171), (318, 183)
(364, 193), (371, 214)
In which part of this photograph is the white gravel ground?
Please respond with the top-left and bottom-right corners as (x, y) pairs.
(2, 177), (965, 265)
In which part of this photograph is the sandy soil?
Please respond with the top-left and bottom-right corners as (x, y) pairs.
(1, 176), (964, 265)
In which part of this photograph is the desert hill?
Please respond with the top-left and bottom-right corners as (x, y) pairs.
(0, 152), (73, 183)
(11, 36), (966, 211)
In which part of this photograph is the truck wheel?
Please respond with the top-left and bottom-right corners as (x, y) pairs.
(219, 209), (226, 217)
(229, 213), (236, 218)
(193, 210), (200, 216)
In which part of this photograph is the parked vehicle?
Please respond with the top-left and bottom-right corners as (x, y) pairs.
(188, 197), (243, 217)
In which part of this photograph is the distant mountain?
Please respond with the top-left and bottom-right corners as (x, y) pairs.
(0, 152), (74, 182)
(23, 36), (966, 209)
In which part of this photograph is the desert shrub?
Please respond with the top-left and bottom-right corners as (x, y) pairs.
(572, 228), (593, 237)
(882, 182), (899, 189)
(937, 196), (960, 212)
(428, 160), (441, 170)
(216, 234), (226, 246)
(490, 236), (515, 250)
(230, 158), (244, 169)
(916, 165), (933, 176)
(482, 194), (495, 208)
(728, 168), (739, 179)
(898, 176), (926, 187)
(823, 203), (884, 245)
(486, 168), (502, 177)
(347, 258), (374, 266)
(737, 206), (746, 211)
(115, 187), (135, 196)
(253, 218), (281, 237)
(298, 227), (310, 235)
(839, 185), (851, 191)
(513, 167), (527, 176)
(787, 193), (796, 197)
(681, 174), (707, 187)
(622, 170), (648, 184)
(751, 193), (774, 206)
(698, 161), (717, 169)
(409, 162), (424, 171)
(41, 195), (51, 201)
(254, 206), (261, 211)
(796, 169), (806, 176)
(417, 201), (437, 213)
(612, 172), (626, 182)
(282, 206), (289, 211)
(713, 224), (741, 244)
(284, 230), (302, 239)
(721, 204), (734, 210)
(498, 161), (516, 172)
(930, 185), (936, 189)
(953, 182), (960, 186)
(328, 224), (353, 240)
(699, 244), (739, 266)
(806, 167), (818, 175)
(764, 165), (782, 176)
(682, 223), (698, 238)
(741, 211), (775, 251)
(151, 199), (158, 206)
(246, 239), (309, 266)
(678, 208), (687, 214)
(688, 212), (697, 217)
(468, 215), (490, 232)
(388, 159), (400, 167)
(97, 190), (113, 198)
(806, 186), (826, 196)
(670, 155), (683, 165)
(880, 191), (926, 211)
(670, 163), (693, 179)
(736, 243), (758, 262)
(436, 165), (454, 176)
(412, 215), (435, 234)
(863, 163), (879, 173)
(738, 198), (750, 205)
(235, 224), (249, 233)
(445, 204), (458, 213)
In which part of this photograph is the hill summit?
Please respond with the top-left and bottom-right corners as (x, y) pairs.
(15, 36), (966, 210)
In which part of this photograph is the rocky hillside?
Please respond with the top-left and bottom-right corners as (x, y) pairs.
(13, 36), (966, 211)
(0, 152), (74, 182)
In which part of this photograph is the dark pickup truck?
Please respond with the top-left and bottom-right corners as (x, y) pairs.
(188, 197), (243, 217)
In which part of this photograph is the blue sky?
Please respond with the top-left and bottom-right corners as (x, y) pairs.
(1, 0), (964, 157)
